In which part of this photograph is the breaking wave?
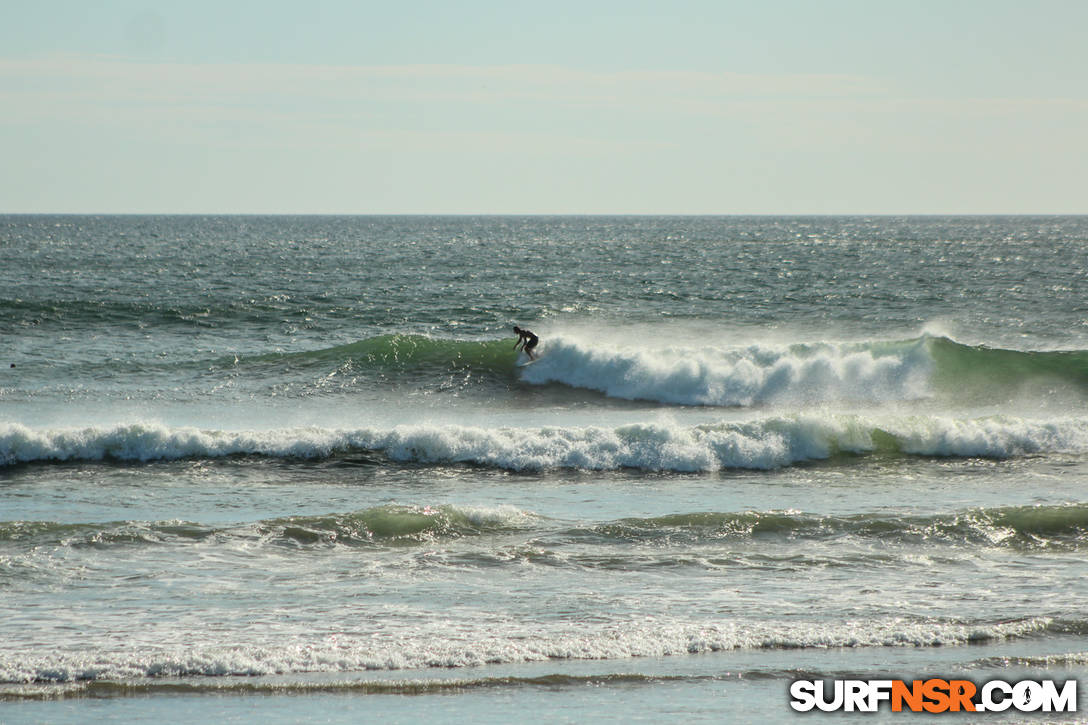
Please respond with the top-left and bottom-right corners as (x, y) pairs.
(520, 334), (1088, 407)
(19, 333), (1085, 408)
(2, 413), (1086, 471)
(0, 616), (1060, 685)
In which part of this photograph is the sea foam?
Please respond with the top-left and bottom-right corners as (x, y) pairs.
(519, 335), (934, 406)
(2, 414), (1086, 472)
(0, 616), (1057, 684)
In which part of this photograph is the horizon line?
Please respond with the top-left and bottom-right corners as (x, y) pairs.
(3, 211), (1086, 217)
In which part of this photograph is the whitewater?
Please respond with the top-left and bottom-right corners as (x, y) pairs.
(1, 215), (1086, 722)
(3, 413), (1087, 470)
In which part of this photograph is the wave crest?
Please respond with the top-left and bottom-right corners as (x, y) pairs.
(520, 335), (935, 406)
(2, 414), (1086, 471)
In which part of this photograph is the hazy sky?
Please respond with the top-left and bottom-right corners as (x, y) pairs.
(2, 0), (1086, 213)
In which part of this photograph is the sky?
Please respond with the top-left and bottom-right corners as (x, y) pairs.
(2, 0), (1086, 214)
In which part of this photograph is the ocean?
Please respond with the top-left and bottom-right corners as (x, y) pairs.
(1, 215), (1086, 723)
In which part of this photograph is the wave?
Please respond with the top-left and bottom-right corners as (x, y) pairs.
(1, 672), (701, 701)
(519, 334), (1088, 407)
(257, 332), (940, 406)
(969, 651), (1088, 671)
(12, 332), (1085, 408)
(273, 333), (1086, 407)
(0, 616), (1061, 684)
(0, 504), (537, 549)
(520, 335), (932, 406)
(225, 332), (1086, 407)
(6, 503), (1083, 553)
(580, 503), (1088, 550)
(240, 334), (518, 377)
(2, 413), (1086, 471)
(929, 335), (1088, 400)
(9, 650), (1087, 699)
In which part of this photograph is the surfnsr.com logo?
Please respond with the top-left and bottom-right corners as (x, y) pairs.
(789, 678), (1078, 713)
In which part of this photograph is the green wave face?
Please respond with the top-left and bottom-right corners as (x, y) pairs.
(928, 336), (1088, 402)
(584, 503), (1088, 550)
(267, 504), (536, 546)
(5, 504), (1085, 552)
(244, 334), (520, 378)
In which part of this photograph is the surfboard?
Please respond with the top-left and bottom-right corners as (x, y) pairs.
(516, 358), (540, 368)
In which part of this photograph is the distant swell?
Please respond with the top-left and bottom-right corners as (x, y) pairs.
(2, 414), (1086, 471)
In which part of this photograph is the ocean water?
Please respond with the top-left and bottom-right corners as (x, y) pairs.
(1, 215), (1086, 723)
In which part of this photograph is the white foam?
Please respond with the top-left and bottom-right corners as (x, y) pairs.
(2, 414), (1086, 472)
(520, 335), (934, 407)
(0, 616), (1053, 683)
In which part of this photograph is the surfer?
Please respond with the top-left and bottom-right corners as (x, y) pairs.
(513, 326), (539, 360)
